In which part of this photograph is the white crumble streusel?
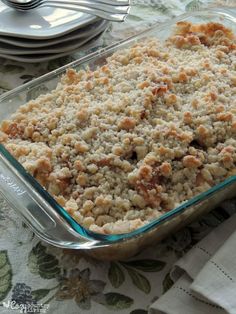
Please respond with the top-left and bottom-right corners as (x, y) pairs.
(1, 22), (236, 234)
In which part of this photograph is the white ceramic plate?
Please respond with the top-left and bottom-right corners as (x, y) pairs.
(0, 21), (109, 54)
(0, 2), (99, 39)
(0, 19), (107, 48)
(0, 32), (104, 63)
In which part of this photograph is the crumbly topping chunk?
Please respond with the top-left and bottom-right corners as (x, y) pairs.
(2, 22), (236, 234)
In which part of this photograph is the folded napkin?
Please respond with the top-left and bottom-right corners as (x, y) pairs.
(149, 213), (236, 314)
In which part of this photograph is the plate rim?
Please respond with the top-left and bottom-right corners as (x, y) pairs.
(0, 31), (105, 62)
(0, 20), (109, 49)
(0, 4), (99, 39)
(0, 23), (109, 55)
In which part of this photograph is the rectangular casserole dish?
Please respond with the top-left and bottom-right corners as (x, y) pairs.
(0, 8), (236, 260)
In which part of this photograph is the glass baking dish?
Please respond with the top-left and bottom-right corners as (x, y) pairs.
(1, 8), (236, 260)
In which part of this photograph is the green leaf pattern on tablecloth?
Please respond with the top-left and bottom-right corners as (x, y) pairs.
(0, 64), (25, 74)
(28, 243), (60, 279)
(103, 293), (134, 310)
(108, 259), (166, 294)
(31, 288), (51, 301)
(125, 268), (151, 294)
(0, 1), (236, 313)
(162, 272), (174, 293)
(186, 0), (204, 11)
(130, 310), (148, 314)
(122, 259), (166, 272)
(109, 262), (125, 288)
(0, 251), (12, 302)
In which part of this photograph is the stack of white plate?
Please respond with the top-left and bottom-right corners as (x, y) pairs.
(0, 2), (110, 62)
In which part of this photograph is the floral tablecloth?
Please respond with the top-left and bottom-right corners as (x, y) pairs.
(0, 1), (236, 313)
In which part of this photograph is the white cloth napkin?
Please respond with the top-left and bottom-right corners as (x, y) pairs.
(149, 213), (236, 314)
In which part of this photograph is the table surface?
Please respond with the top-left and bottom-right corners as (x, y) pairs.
(0, 1), (236, 313)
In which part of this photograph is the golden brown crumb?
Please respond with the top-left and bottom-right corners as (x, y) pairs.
(118, 117), (136, 130)
(183, 155), (202, 168)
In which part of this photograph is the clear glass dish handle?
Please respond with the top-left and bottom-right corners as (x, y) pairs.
(0, 150), (100, 249)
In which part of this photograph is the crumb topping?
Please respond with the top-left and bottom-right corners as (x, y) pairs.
(1, 22), (236, 234)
